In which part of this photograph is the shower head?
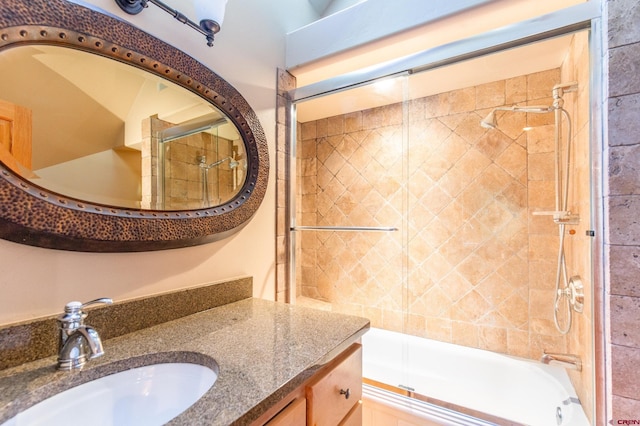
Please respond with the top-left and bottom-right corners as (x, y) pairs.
(480, 110), (497, 129)
(479, 105), (552, 130)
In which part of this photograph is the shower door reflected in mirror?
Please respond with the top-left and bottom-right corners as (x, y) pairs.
(290, 29), (594, 425)
(143, 115), (245, 210)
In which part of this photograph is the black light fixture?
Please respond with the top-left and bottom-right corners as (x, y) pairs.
(114, 0), (227, 47)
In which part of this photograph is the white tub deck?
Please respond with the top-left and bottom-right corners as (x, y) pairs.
(362, 328), (590, 426)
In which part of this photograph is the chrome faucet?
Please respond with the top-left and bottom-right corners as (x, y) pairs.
(57, 298), (113, 371)
(541, 351), (582, 371)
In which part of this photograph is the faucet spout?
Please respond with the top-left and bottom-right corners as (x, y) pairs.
(541, 351), (582, 371)
(57, 326), (105, 370)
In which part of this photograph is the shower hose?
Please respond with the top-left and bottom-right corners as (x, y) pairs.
(553, 107), (573, 335)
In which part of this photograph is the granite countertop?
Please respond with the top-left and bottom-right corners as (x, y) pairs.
(0, 298), (370, 425)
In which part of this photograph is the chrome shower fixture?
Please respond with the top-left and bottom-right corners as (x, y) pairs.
(480, 105), (553, 129)
(198, 156), (239, 170)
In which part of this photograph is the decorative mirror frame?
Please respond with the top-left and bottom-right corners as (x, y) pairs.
(0, 0), (269, 252)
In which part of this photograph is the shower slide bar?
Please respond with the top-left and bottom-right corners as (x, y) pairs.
(291, 226), (398, 232)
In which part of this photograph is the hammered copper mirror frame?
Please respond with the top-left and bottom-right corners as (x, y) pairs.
(0, 0), (268, 252)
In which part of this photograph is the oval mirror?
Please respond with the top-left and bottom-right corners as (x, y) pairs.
(0, 0), (269, 252)
(0, 45), (247, 210)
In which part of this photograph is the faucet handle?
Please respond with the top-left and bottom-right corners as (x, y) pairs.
(63, 298), (113, 313)
(59, 298), (113, 329)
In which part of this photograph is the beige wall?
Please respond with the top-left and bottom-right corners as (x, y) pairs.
(606, 0), (640, 420)
(0, 0), (319, 325)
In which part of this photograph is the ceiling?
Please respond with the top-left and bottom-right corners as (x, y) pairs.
(296, 33), (577, 122)
(293, 0), (588, 122)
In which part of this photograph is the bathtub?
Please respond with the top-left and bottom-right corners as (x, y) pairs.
(361, 328), (590, 426)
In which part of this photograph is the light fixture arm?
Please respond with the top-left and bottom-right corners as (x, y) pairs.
(114, 0), (220, 47)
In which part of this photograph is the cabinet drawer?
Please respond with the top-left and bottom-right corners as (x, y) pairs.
(265, 397), (306, 426)
(306, 344), (362, 426)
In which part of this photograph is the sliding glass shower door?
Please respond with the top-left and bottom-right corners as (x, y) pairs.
(288, 25), (595, 423)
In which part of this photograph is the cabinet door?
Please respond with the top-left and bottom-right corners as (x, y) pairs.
(0, 98), (32, 175)
(307, 344), (362, 426)
(266, 397), (306, 426)
(339, 403), (362, 426)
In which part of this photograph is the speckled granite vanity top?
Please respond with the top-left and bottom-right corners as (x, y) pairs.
(0, 298), (369, 425)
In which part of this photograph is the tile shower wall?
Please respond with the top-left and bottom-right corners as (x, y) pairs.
(298, 62), (589, 363)
(607, 0), (640, 420)
(560, 31), (593, 422)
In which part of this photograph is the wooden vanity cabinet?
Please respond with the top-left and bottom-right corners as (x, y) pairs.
(256, 343), (362, 426)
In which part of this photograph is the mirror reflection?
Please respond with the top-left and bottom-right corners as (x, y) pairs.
(0, 45), (246, 210)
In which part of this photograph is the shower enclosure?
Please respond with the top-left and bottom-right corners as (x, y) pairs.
(286, 26), (596, 424)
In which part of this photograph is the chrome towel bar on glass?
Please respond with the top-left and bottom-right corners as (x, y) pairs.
(290, 226), (398, 232)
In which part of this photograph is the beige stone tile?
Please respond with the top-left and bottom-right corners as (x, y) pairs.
(299, 156), (317, 177)
(439, 112), (468, 131)
(335, 133), (360, 161)
(476, 80), (506, 109)
(494, 111), (527, 140)
(460, 180), (492, 215)
(476, 273), (515, 306)
(314, 118), (328, 138)
(530, 318), (560, 336)
(478, 163), (513, 193)
(475, 129), (513, 159)
(301, 121), (316, 141)
(452, 321), (479, 347)
(608, 93), (640, 147)
(529, 234), (560, 262)
(609, 43), (640, 97)
(475, 200), (513, 234)
(527, 69), (560, 101)
(505, 75), (527, 104)
(613, 395), (640, 422)
(498, 293), (529, 328)
(451, 291), (491, 323)
(608, 0), (640, 48)
(425, 317), (452, 342)
(382, 309), (404, 333)
(424, 93), (450, 118)
(525, 100), (555, 128)
(611, 295), (640, 347)
(529, 333), (566, 359)
(609, 196), (640, 245)
(327, 115), (344, 136)
(496, 143), (526, 178)
(454, 113), (488, 144)
(456, 253), (495, 286)
(612, 345), (640, 399)
(344, 111), (363, 133)
(497, 181), (528, 214)
(507, 329), (529, 358)
(610, 245), (640, 297)
(478, 326), (507, 353)
(609, 144), (640, 195)
(529, 288), (556, 320)
(448, 87), (476, 113)
(526, 124), (554, 153)
(529, 260), (558, 290)
(528, 152), (555, 181)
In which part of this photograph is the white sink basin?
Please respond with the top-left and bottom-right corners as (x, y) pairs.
(3, 363), (217, 426)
